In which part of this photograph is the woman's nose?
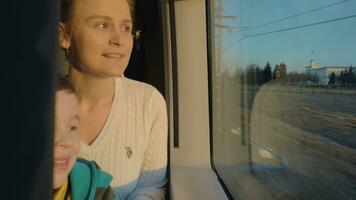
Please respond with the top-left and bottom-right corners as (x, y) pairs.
(109, 38), (121, 46)
(109, 29), (122, 46)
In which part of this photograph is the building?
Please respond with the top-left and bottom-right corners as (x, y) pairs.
(305, 59), (354, 85)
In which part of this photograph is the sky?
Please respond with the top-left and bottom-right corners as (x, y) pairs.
(216, 0), (356, 73)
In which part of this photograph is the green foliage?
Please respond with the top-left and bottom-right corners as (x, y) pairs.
(328, 72), (336, 85)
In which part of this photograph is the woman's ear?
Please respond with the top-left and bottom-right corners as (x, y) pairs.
(58, 23), (71, 49)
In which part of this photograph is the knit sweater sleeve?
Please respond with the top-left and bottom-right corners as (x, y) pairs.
(126, 88), (168, 200)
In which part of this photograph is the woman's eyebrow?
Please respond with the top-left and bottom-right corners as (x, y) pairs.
(70, 115), (80, 121)
(85, 15), (132, 24)
(122, 19), (132, 24)
(85, 15), (112, 22)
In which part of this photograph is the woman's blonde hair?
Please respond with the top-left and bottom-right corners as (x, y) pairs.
(60, 0), (135, 24)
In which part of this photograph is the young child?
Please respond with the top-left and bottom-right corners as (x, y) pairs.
(53, 76), (118, 200)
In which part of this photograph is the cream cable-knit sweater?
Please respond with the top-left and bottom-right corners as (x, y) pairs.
(78, 77), (168, 200)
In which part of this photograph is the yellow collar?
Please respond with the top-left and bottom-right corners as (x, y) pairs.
(53, 179), (71, 200)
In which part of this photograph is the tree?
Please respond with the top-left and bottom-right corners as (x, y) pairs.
(246, 64), (260, 85)
(273, 65), (278, 80)
(350, 68), (356, 86)
(279, 62), (288, 82)
(256, 66), (261, 85)
(347, 67), (356, 86)
(288, 72), (308, 84)
(338, 70), (346, 85)
(260, 62), (272, 85)
(328, 72), (336, 85)
(273, 62), (288, 83)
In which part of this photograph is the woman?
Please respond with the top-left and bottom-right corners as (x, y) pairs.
(58, 0), (168, 199)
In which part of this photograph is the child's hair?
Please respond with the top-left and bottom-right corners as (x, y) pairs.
(56, 75), (75, 93)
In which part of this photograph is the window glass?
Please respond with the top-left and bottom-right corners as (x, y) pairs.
(209, 0), (356, 199)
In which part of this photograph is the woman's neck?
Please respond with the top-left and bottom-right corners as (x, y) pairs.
(69, 69), (116, 107)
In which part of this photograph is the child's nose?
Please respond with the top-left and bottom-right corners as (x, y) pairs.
(54, 128), (71, 148)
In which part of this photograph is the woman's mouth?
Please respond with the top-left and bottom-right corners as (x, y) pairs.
(102, 53), (124, 59)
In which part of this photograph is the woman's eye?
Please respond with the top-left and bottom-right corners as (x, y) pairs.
(121, 25), (132, 32)
(95, 23), (108, 29)
(68, 125), (78, 132)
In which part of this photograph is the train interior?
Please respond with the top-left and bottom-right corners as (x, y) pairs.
(2, 0), (356, 199)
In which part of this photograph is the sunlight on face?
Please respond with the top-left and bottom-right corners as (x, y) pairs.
(53, 90), (80, 189)
(68, 0), (134, 77)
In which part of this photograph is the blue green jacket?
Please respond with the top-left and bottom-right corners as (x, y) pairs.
(69, 158), (118, 200)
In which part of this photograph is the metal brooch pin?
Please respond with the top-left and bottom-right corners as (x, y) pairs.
(125, 146), (133, 159)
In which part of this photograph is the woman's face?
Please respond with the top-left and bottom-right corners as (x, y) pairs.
(61, 0), (133, 77)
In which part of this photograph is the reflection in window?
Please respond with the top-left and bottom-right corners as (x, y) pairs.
(209, 0), (356, 199)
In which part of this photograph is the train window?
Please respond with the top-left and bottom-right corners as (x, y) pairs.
(208, 0), (356, 199)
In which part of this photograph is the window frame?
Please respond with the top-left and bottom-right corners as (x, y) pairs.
(206, 0), (235, 199)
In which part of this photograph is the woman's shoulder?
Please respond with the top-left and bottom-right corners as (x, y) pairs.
(117, 78), (166, 114)
(119, 77), (163, 99)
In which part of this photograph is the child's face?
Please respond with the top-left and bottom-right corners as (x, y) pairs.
(53, 90), (80, 189)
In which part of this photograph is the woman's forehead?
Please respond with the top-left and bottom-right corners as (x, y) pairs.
(73, 0), (131, 20)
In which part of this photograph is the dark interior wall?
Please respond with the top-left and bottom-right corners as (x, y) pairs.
(0, 1), (56, 199)
(125, 0), (166, 96)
